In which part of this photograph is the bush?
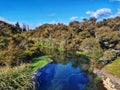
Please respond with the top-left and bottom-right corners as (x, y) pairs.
(81, 38), (103, 61)
(87, 46), (103, 61)
(99, 49), (116, 63)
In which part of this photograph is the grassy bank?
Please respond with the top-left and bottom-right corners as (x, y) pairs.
(104, 58), (120, 78)
(30, 55), (52, 71)
(0, 56), (52, 90)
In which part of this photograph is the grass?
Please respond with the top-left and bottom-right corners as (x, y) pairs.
(104, 58), (120, 78)
(30, 55), (52, 71)
(0, 55), (52, 90)
(0, 64), (32, 90)
(76, 51), (86, 55)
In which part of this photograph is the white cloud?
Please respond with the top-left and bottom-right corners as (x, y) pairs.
(0, 16), (37, 29)
(110, 9), (120, 18)
(0, 16), (15, 24)
(70, 16), (78, 21)
(86, 8), (111, 19)
(115, 9), (120, 16)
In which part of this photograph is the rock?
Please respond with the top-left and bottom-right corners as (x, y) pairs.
(103, 77), (117, 90)
(94, 68), (120, 90)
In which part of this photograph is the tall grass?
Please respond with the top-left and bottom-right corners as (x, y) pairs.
(0, 64), (33, 90)
(0, 55), (52, 90)
(30, 56), (52, 71)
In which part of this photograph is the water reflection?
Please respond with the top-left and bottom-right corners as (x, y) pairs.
(34, 49), (106, 90)
(34, 62), (89, 90)
(51, 51), (90, 72)
(34, 51), (91, 90)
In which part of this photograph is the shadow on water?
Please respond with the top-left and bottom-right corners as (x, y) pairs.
(33, 49), (106, 90)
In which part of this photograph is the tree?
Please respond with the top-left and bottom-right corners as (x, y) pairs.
(82, 18), (88, 22)
(89, 17), (97, 22)
(81, 38), (103, 63)
(15, 22), (22, 32)
(22, 23), (27, 31)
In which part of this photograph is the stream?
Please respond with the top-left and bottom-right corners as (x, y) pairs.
(33, 51), (106, 90)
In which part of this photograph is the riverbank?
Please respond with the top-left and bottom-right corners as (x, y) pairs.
(94, 68), (120, 90)
(0, 55), (52, 90)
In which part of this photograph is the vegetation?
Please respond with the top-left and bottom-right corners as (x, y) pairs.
(0, 17), (120, 66)
(76, 51), (86, 55)
(0, 16), (120, 89)
(30, 56), (52, 71)
(86, 75), (105, 90)
(0, 56), (51, 90)
(104, 58), (120, 78)
(0, 64), (32, 90)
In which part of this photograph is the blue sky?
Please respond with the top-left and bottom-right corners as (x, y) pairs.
(0, 0), (120, 28)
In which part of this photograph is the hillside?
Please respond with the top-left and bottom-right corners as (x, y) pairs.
(0, 17), (120, 89)
(0, 17), (120, 66)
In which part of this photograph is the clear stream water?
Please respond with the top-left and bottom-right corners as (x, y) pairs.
(34, 62), (89, 90)
(33, 51), (106, 90)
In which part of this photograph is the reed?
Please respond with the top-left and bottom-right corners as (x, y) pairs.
(0, 64), (33, 90)
(0, 55), (52, 90)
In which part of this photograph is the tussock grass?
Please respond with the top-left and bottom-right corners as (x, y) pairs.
(0, 64), (33, 90)
(0, 55), (52, 90)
